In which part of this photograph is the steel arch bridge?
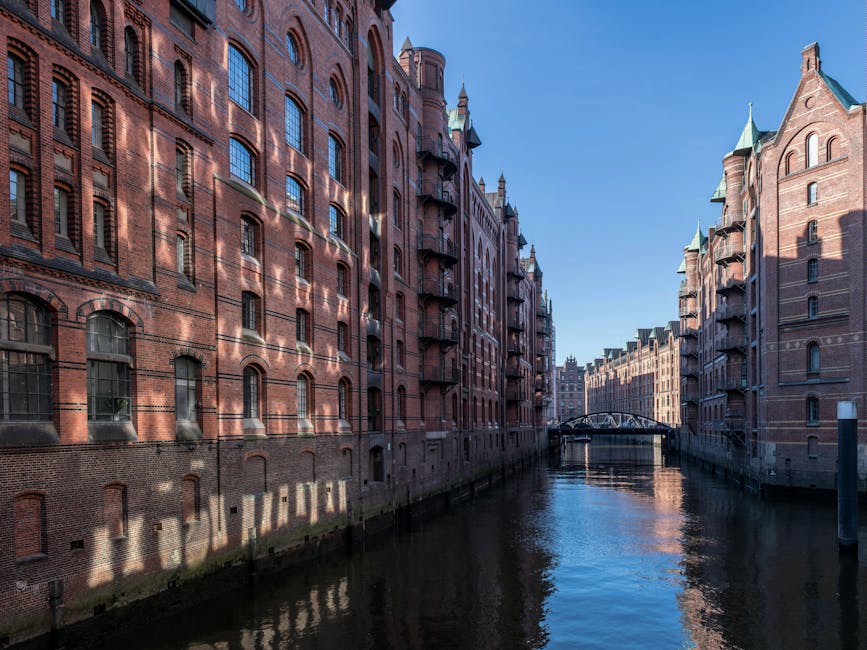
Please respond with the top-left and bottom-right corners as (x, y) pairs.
(558, 411), (674, 433)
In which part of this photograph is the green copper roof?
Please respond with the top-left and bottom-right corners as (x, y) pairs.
(677, 257), (686, 273)
(685, 221), (707, 253)
(710, 175), (726, 203)
(732, 103), (761, 155)
(819, 71), (860, 110)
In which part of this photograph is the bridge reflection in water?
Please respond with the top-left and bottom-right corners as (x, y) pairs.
(562, 435), (663, 467)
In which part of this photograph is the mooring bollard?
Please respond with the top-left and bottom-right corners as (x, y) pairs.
(837, 401), (858, 551)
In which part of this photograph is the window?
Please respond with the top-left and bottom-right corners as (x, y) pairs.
(366, 336), (381, 370)
(286, 175), (304, 215)
(284, 96), (304, 151)
(806, 133), (818, 168)
(13, 494), (46, 559)
(86, 313), (132, 423)
(103, 484), (128, 539)
(807, 296), (818, 319)
(54, 186), (73, 243)
(329, 205), (345, 239)
(826, 137), (836, 161)
(369, 445), (383, 482)
(91, 101), (104, 151)
(337, 322), (348, 355)
(336, 263), (348, 296)
(396, 386), (406, 422)
(395, 292), (404, 321)
(93, 200), (112, 258)
(9, 169), (28, 228)
(243, 366), (260, 419)
(51, 0), (66, 27)
(229, 137), (255, 185)
(174, 61), (190, 115)
(807, 342), (820, 373)
(296, 374), (310, 420)
(392, 191), (402, 229)
(807, 258), (818, 283)
(807, 182), (818, 205)
(228, 45), (253, 112)
(396, 340), (404, 367)
(52, 79), (68, 134)
(338, 379), (349, 420)
(242, 292), (259, 333)
(286, 32), (300, 65)
(329, 77), (340, 107)
(367, 47), (379, 105)
(175, 357), (200, 438)
(0, 295), (52, 423)
(393, 246), (402, 276)
(7, 54), (25, 111)
(90, 0), (106, 56)
(296, 308), (310, 344)
(176, 144), (191, 199)
(785, 151), (796, 175)
(328, 135), (343, 182)
(124, 27), (139, 82)
(241, 216), (258, 260)
(807, 220), (818, 244)
(367, 286), (381, 321)
(367, 388), (381, 432)
(294, 242), (310, 281)
(807, 435), (818, 458)
(234, 0), (247, 11)
(176, 234), (192, 280)
(807, 396), (819, 424)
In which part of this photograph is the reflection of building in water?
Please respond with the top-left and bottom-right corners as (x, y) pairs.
(583, 325), (681, 427)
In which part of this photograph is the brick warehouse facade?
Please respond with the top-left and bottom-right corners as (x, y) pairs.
(676, 43), (865, 491)
(0, 0), (554, 642)
(582, 323), (681, 427)
(556, 355), (584, 421)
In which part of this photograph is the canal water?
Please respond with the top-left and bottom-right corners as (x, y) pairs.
(106, 440), (867, 649)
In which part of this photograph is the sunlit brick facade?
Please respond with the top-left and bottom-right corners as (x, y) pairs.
(0, 0), (553, 642)
(676, 43), (865, 491)
(556, 355), (584, 421)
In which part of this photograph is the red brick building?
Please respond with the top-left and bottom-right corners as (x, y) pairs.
(0, 0), (553, 642)
(556, 355), (585, 421)
(677, 43), (865, 491)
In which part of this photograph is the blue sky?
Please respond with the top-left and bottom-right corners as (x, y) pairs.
(391, 1), (865, 367)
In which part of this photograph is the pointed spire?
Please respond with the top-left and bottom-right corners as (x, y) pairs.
(685, 220), (706, 253)
(458, 82), (467, 99)
(478, 177), (485, 193)
(732, 102), (761, 155)
(401, 36), (413, 52)
(530, 244), (536, 258)
(497, 173), (506, 198)
(457, 81), (469, 114)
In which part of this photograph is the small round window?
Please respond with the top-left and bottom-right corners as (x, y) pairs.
(329, 78), (341, 107)
(286, 32), (300, 66)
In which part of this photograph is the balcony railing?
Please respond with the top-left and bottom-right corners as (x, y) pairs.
(679, 304), (697, 318)
(678, 284), (697, 298)
(418, 321), (459, 345)
(714, 241), (745, 264)
(679, 325), (698, 339)
(417, 234), (458, 266)
(506, 341), (526, 356)
(505, 363), (523, 380)
(680, 359), (699, 377)
(717, 271), (746, 294)
(507, 319), (525, 332)
(419, 366), (459, 385)
(417, 181), (457, 218)
(680, 339), (698, 357)
(418, 277), (457, 304)
(713, 416), (746, 445)
(716, 211), (746, 234)
(416, 138), (457, 179)
(716, 302), (746, 322)
(507, 287), (525, 303)
(717, 334), (748, 353)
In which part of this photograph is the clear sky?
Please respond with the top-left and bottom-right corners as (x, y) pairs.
(391, 0), (865, 367)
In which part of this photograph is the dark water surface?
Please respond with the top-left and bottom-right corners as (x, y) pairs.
(111, 442), (867, 649)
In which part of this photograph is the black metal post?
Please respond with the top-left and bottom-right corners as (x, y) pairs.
(837, 401), (858, 551)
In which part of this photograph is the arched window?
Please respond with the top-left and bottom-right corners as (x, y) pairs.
(182, 475), (200, 522)
(229, 137), (255, 185)
(338, 379), (350, 421)
(175, 356), (201, 439)
(7, 53), (26, 113)
(807, 435), (819, 458)
(295, 308), (310, 344)
(329, 204), (345, 239)
(806, 133), (818, 168)
(174, 61), (190, 115)
(242, 366), (260, 420)
(337, 321), (348, 355)
(13, 493), (46, 559)
(294, 241), (310, 281)
(90, 0), (107, 56)
(296, 373), (310, 420)
(286, 175), (304, 215)
(328, 134), (344, 182)
(367, 44), (379, 105)
(807, 182), (818, 205)
(807, 342), (820, 373)
(807, 258), (818, 283)
(284, 96), (304, 152)
(228, 44), (253, 112)
(807, 220), (818, 244)
(807, 296), (819, 319)
(241, 215), (259, 260)
(367, 388), (381, 432)
(396, 386), (406, 422)
(124, 27), (139, 83)
(785, 151), (796, 175)
(396, 340), (404, 367)
(395, 292), (404, 321)
(826, 137), (836, 161)
(242, 291), (260, 334)
(336, 263), (348, 296)
(392, 190), (402, 229)
(329, 77), (341, 107)
(176, 232), (193, 281)
(393, 245), (402, 276)
(369, 445), (384, 482)
(51, 0), (68, 29)
(286, 32), (300, 65)
(87, 312), (134, 439)
(52, 78), (70, 135)
(0, 295), (53, 425)
(806, 396), (819, 424)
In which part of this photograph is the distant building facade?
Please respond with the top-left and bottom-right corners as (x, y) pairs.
(676, 43), (864, 491)
(557, 356), (585, 420)
(584, 324), (681, 426)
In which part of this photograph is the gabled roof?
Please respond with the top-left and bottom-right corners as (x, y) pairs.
(819, 71), (860, 111)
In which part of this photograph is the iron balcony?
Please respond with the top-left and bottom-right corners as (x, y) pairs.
(680, 359), (699, 377)
(507, 287), (525, 303)
(506, 341), (525, 356)
(714, 241), (745, 265)
(418, 320), (459, 346)
(418, 277), (458, 305)
(416, 138), (457, 179)
(717, 334), (748, 353)
(417, 181), (458, 219)
(364, 314), (382, 338)
(679, 325), (698, 339)
(505, 387), (525, 402)
(506, 362), (523, 380)
(716, 302), (746, 323)
(679, 304), (697, 318)
(507, 318), (525, 332)
(678, 284), (697, 298)
(717, 272), (746, 295)
(417, 234), (458, 267)
(715, 211), (746, 235)
(419, 365), (459, 386)
(713, 416), (746, 446)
